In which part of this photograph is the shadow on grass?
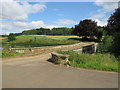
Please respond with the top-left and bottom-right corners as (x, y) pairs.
(68, 38), (101, 42)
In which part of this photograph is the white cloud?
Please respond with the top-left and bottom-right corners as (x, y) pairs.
(91, 1), (119, 26)
(0, 22), (12, 30)
(0, 20), (61, 34)
(45, 25), (61, 29)
(21, 2), (46, 14)
(55, 19), (78, 25)
(0, 0), (59, 34)
(95, 18), (108, 26)
(91, 14), (105, 20)
(13, 21), (60, 29)
(0, 0), (46, 21)
(95, 1), (118, 13)
(27, 21), (45, 29)
(0, 0), (27, 21)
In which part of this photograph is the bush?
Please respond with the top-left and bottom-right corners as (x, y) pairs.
(110, 33), (120, 57)
(97, 35), (113, 53)
(8, 33), (16, 42)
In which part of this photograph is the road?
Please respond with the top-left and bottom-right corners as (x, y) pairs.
(2, 53), (118, 88)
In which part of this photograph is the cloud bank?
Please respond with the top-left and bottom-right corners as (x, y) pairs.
(0, 0), (46, 21)
(0, 0), (60, 34)
(0, 21), (61, 34)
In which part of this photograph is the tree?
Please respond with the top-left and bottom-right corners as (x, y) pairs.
(72, 19), (102, 41)
(106, 8), (120, 57)
(97, 35), (113, 53)
(37, 28), (51, 35)
(8, 33), (16, 42)
(111, 33), (120, 57)
(22, 29), (38, 35)
(107, 8), (120, 35)
(51, 27), (73, 35)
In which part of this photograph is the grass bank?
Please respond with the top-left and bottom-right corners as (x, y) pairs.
(57, 51), (118, 72)
(1, 49), (24, 58)
(2, 35), (80, 48)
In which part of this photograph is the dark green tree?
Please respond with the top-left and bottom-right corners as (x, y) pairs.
(8, 33), (16, 42)
(22, 29), (38, 35)
(72, 19), (102, 41)
(51, 27), (72, 35)
(107, 8), (120, 35)
(111, 33), (120, 57)
(106, 8), (120, 57)
(37, 28), (51, 35)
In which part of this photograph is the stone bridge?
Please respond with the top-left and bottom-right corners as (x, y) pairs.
(9, 42), (97, 55)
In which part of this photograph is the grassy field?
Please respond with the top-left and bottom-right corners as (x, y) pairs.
(2, 35), (80, 48)
(1, 35), (80, 58)
(57, 51), (118, 72)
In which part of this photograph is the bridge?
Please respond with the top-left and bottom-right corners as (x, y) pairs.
(9, 42), (97, 55)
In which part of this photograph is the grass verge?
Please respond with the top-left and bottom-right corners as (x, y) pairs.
(1, 49), (24, 58)
(57, 51), (118, 72)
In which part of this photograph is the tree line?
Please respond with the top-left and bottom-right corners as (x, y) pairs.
(8, 27), (73, 36)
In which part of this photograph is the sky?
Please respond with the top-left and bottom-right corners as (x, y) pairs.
(0, 0), (119, 34)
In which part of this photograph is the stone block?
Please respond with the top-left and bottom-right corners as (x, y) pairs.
(51, 52), (70, 64)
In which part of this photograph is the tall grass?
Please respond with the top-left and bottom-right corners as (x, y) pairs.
(57, 51), (118, 72)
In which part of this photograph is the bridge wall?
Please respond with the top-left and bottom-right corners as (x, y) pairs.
(9, 43), (97, 54)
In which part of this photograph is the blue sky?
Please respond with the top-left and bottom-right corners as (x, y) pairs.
(29, 2), (99, 25)
(0, 1), (119, 34)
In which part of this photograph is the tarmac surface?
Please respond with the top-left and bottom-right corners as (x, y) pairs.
(2, 53), (118, 88)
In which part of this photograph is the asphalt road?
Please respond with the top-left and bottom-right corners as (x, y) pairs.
(2, 53), (118, 88)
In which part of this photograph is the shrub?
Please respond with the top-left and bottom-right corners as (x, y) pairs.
(97, 35), (113, 53)
(8, 33), (16, 42)
(110, 33), (120, 57)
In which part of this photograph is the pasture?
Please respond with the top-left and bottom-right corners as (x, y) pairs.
(1, 35), (80, 58)
(2, 35), (80, 48)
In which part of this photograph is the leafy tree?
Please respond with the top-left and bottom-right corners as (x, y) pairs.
(111, 33), (120, 57)
(13, 33), (22, 36)
(22, 29), (38, 35)
(37, 28), (51, 35)
(51, 27), (73, 35)
(72, 19), (102, 41)
(8, 33), (16, 42)
(107, 8), (120, 35)
(97, 35), (113, 53)
(106, 8), (120, 57)
(21, 27), (73, 36)
(1, 35), (9, 37)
